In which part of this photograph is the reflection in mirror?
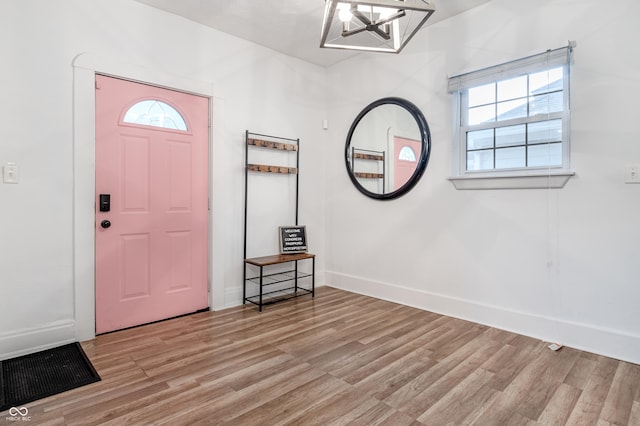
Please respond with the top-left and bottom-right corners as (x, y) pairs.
(345, 98), (430, 200)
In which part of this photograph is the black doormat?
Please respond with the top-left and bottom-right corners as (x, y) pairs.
(0, 342), (100, 412)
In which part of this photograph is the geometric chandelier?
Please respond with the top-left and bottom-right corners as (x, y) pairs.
(320, 0), (436, 53)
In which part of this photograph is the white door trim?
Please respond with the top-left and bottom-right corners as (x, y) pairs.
(72, 53), (221, 342)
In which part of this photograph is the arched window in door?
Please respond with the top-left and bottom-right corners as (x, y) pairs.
(123, 100), (188, 131)
(398, 146), (417, 162)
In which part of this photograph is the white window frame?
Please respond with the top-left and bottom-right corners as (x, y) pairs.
(448, 44), (575, 190)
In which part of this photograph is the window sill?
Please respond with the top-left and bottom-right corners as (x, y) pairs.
(448, 171), (575, 190)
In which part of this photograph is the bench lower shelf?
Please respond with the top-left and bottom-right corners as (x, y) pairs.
(243, 253), (315, 311)
(245, 287), (313, 307)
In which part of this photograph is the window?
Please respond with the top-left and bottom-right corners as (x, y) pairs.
(123, 100), (188, 131)
(448, 44), (575, 189)
(398, 146), (417, 162)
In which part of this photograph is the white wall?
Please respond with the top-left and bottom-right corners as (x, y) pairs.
(0, 0), (327, 359)
(325, 0), (640, 364)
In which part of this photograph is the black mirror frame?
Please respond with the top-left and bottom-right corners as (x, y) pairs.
(345, 97), (431, 200)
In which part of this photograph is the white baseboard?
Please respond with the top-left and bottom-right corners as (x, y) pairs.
(0, 320), (76, 361)
(224, 286), (244, 308)
(326, 271), (640, 365)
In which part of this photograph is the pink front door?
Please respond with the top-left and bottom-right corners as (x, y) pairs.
(95, 75), (209, 334)
(393, 136), (422, 191)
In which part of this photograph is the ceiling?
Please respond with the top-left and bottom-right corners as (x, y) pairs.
(134, 0), (491, 67)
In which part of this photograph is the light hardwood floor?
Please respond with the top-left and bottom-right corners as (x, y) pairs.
(7, 286), (640, 425)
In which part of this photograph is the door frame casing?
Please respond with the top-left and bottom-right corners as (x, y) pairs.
(73, 53), (220, 342)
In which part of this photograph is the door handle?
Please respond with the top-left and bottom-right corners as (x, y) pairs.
(101, 220), (111, 229)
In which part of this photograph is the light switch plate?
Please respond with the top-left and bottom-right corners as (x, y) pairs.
(625, 165), (640, 184)
(3, 162), (19, 184)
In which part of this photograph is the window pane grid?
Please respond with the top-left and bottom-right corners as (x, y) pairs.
(466, 121), (563, 171)
(466, 73), (564, 126)
(464, 66), (565, 172)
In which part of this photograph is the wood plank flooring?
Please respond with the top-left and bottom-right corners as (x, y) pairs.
(4, 286), (639, 425)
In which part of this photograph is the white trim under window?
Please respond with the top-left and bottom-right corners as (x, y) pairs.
(448, 43), (576, 190)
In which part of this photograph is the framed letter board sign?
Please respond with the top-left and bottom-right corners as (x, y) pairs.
(279, 226), (307, 253)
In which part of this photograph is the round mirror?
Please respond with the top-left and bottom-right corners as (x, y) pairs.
(345, 97), (431, 200)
